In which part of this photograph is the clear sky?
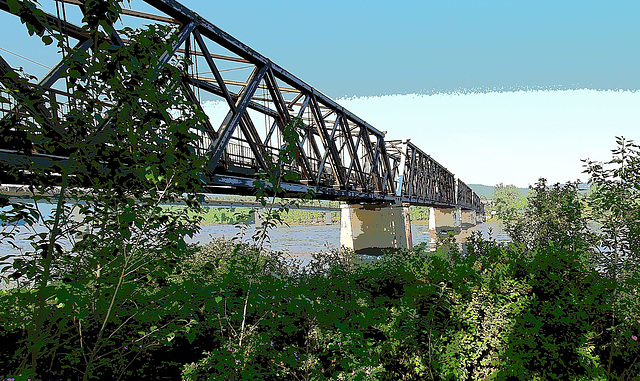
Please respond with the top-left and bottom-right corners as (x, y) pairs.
(1, 0), (639, 188)
(192, 0), (640, 97)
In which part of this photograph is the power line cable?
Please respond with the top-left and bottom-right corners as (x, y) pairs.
(0, 47), (50, 69)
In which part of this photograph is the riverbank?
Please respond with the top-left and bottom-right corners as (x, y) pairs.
(181, 206), (434, 226)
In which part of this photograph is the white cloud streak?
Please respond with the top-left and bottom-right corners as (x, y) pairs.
(338, 90), (640, 187)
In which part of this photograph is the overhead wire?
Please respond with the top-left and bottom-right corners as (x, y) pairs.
(197, 65), (254, 75)
(0, 47), (50, 70)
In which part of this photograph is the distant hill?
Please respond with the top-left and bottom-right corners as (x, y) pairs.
(469, 184), (531, 200)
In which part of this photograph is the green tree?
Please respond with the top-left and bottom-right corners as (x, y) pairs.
(583, 137), (640, 377)
(492, 183), (527, 221)
(584, 136), (640, 278)
(0, 1), (207, 379)
(506, 179), (593, 253)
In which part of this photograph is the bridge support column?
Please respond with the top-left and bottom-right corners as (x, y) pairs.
(325, 211), (333, 225)
(71, 203), (88, 239)
(340, 203), (411, 255)
(71, 204), (84, 225)
(254, 209), (263, 228)
(402, 203), (413, 248)
(461, 210), (477, 228)
(428, 207), (462, 233)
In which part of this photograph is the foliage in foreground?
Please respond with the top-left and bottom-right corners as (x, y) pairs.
(4, 154), (640, 379)
(2, 228), (639, 380)
(1, 1), (207, 379)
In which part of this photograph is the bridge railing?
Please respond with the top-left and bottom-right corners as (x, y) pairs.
(0, 83), (86, 157)
(0, 86), (72, 126)
(386, 141), (456, 206)
(457, 179), (474, 210)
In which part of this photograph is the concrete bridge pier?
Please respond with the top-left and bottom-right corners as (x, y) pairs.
(71, 204), (84, 225)
(253, 209), (264, 228)
(340, 203), (412, 255)
(461, 210), (478, 228)
(325, 211), (333, 225)
(71, 203), (90, 239)
(428, 207), (462, 233)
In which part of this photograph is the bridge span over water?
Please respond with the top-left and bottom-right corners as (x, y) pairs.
(0, 0), (483, 254)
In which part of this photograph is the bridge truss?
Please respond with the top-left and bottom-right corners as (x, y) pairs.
(0, 0), (482, 213)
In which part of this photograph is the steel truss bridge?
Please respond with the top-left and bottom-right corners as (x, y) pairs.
(0, 0), (483, 215)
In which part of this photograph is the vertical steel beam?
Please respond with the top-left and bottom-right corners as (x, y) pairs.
(315, 113), (343, 186)
(395, 140), (409, 197)
(193, 30), (234, 106)
(407, 146), (416, 199)
(158, 21), (197, 68)
(343, 122), (365, 189)
(378, 140), (396, 194)
(309, 93), (345, 187)
(207, 64), (268, 172)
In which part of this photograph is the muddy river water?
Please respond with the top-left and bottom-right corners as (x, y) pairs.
(188, 220), (510, 255)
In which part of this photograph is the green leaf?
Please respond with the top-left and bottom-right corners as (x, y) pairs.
(334, 320), (348, 334)
(186, 331), (196, 344)
(7, 0), (20, 14)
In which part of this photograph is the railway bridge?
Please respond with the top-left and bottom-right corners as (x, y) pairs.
(0, 0), (483, 254)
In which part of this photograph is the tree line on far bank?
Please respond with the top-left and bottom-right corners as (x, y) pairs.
(164, 205), (433, 226)
(485, 183), (529, 220)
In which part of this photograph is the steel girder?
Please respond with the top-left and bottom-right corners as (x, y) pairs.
(457, 179), (474, 210)
(386, 141), (461, 208)
(0, 0), (483, 213)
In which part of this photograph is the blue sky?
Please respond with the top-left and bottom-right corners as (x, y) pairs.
(192, 0), (640, 97)
(1, 1), (639, 187)
(4, 1), (638, 97)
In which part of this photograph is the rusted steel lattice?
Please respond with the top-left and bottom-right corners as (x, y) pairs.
(0, 0), (483, 213)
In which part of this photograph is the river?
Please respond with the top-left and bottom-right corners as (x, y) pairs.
(1, 218), (509, 262)
(186, 220), (511, 255)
